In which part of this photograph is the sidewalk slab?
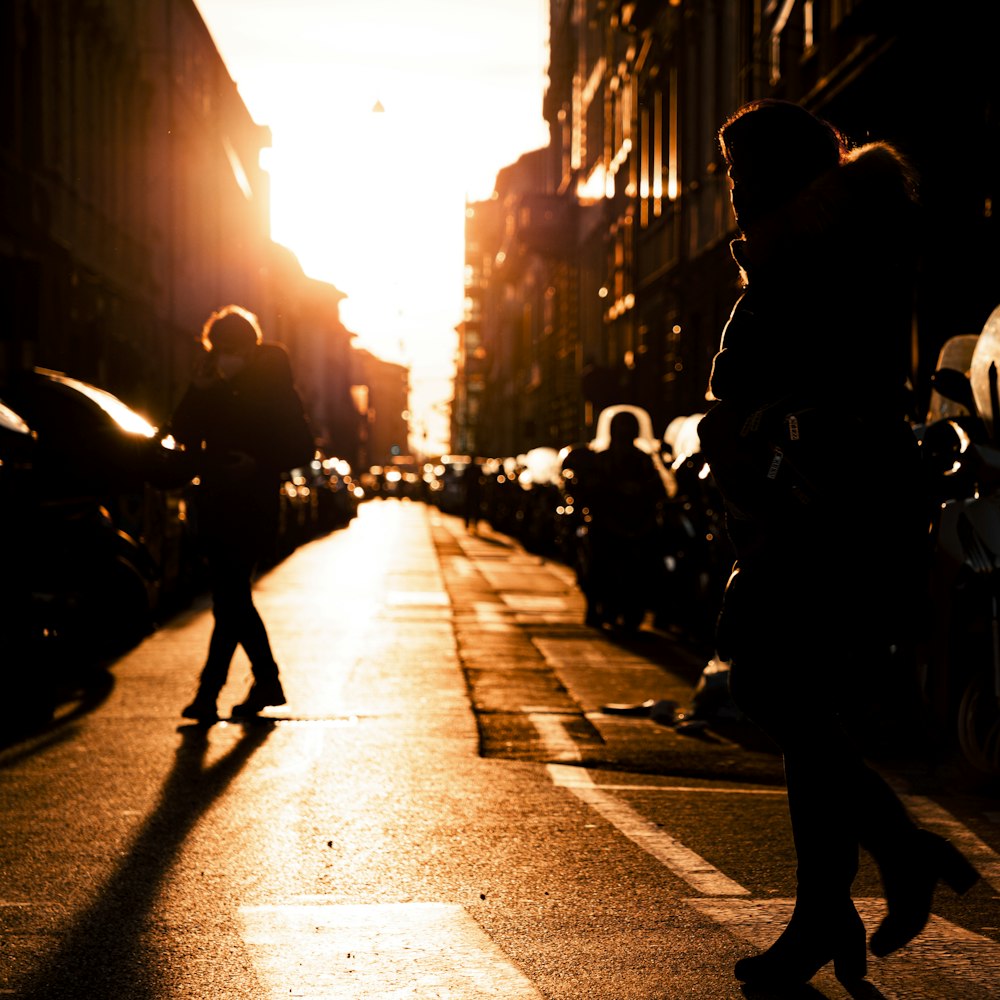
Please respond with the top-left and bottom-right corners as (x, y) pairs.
(430, 509), (785, 785)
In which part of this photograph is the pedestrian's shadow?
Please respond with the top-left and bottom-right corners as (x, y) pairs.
(465, 529), (515, 550)
(2, 660), (116, 754)
(741, 978), (888, 1000)
(16, 720), (275, 999)
(599, 623), (710, 685)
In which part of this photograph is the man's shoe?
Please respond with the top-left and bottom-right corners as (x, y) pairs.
(230, 678), (286, 718)
(181, 696), (219, 724)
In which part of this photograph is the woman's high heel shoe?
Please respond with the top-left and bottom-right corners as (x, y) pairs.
(870, 829), (980, 958)
(734, 901), (867, 987)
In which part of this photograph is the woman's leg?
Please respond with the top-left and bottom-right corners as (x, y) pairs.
(728, 652), (861, 906)
(727, 648), (868, 984)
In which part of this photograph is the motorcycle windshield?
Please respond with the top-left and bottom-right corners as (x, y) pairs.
(590, 404), (658, 454)
(928, 334), (979, 424)
(970, 304), (1000, 438)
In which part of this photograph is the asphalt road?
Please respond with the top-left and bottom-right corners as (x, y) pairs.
(1, 499), (999, 999)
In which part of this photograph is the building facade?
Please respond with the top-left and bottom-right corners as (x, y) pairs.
(0, 0), (384, 462)
(463, 148), (583, 459)
(267, 244), (361, 467)
(455, 0), (1000, 457)
(1, 0), (271, 417)
(352, 348), (410, 470)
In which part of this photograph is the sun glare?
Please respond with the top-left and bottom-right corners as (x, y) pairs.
(194, 0), (550, 453)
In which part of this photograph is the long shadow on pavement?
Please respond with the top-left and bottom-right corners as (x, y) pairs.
(741, 978), (889, 1000)
(2, 661), (117, 758)
(15, 720), (275, 999)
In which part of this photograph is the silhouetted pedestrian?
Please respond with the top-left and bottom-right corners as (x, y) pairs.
(463, 460), (483, 534)
(698, 99), (979, 988)
(169, 305), (313, 723)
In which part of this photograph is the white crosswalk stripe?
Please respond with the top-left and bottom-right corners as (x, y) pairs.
(549, 764), (1000, 997)
(239, 901), (542, 999)
(548, 763), (750, 896)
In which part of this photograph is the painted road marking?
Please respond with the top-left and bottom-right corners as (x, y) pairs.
(548, 763), (749, 896)
(528, 713), (584, 762)
(903, 794), (1000, 892)
(239, 901), (542, 999)
(450, 557), (476, 578)
(569, 783), (786, 794)
(691, 897), (1000, 999)
(472, 601), (510, 620)
(547, 766), (1000, 889)
(500, 594), (569, 612)
(385, 590), (450, 606)
(549, 764), (1000, 993)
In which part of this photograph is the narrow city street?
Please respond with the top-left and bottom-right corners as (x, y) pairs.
(2, 499), (999, 999)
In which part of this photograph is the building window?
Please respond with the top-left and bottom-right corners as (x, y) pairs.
(769, 0), (797, 85)
(667, 67), (679, 202)
(653, 89), (663, 214)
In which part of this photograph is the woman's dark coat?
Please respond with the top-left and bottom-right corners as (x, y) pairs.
(698, 142), (926, 661)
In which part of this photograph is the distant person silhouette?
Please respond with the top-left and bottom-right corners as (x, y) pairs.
(698, 99), (979, 988)
(584, 410), (666, 631)
(169, 305), (313, 723)
(463, 460), (484, 534)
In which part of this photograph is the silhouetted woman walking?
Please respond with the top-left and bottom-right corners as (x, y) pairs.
(698, 99), (979, 989)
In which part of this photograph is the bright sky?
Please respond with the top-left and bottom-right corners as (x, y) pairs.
(194, 0), (551, 455)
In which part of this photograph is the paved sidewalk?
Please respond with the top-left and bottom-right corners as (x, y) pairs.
(428, 506), (785, 786)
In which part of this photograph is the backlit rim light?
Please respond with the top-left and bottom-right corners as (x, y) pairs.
(47, 372), (158, 438)
(0, 401), (31, 435)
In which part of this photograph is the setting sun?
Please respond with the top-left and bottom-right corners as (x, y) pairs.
(194, 0), (550, 453)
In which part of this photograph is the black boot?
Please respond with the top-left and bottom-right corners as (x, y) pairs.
(869, 829), (979, 957)
(734, 899), (867, 987)
(231, 675), (286, 718)
(181, 690), (220, 724)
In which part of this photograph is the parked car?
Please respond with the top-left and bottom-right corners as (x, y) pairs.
(0, 397), (57, 725)
(278, 451), (360, 550)
(314, 454), (362, 529)
(274, 465), (318, 560)
(2, 368), (196, 654)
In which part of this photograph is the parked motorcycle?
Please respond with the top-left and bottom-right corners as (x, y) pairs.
(918, 308), (1000, 778)
(569, 405), (672, 632)
(657, 413), (731, 645)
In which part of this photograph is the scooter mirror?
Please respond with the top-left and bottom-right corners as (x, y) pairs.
(920, 418), (969, 477)
(931, 367), (977, 415)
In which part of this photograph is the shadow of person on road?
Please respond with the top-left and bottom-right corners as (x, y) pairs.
(741, 974), (889, 999)
(15, 720), (275, 999)
(2, 660), (116, 754)
(464, 529), (515, 550)
(599, 622), (710, 687)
